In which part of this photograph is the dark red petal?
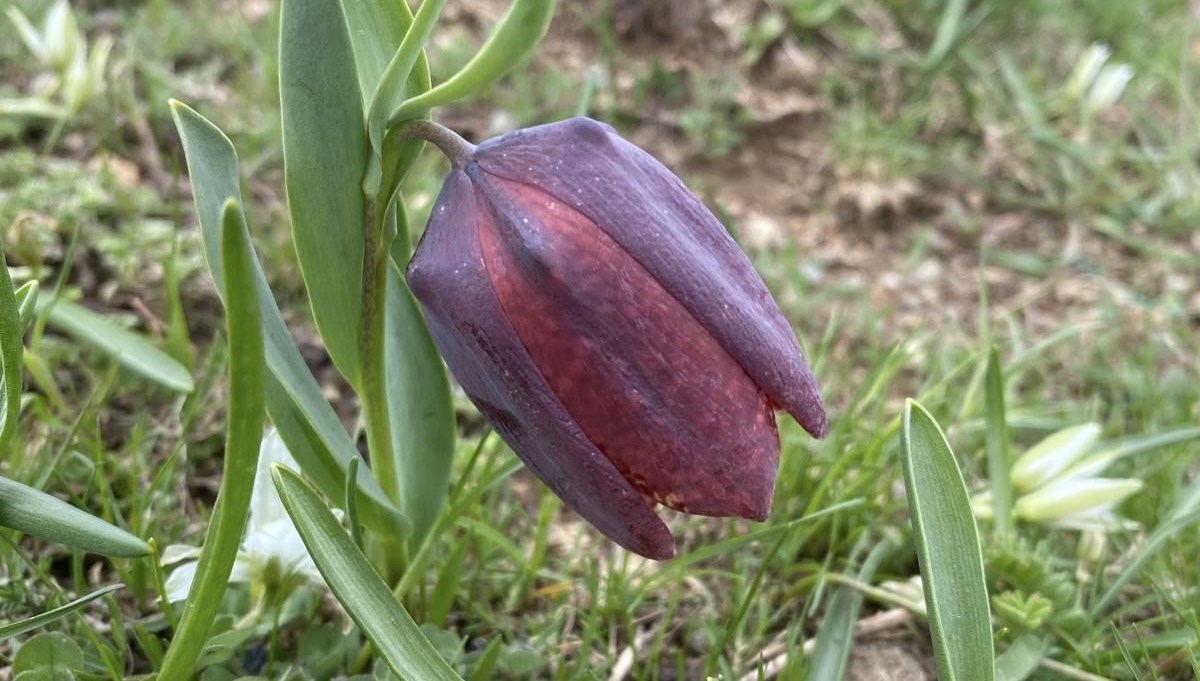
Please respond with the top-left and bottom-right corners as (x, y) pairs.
(475, 118), (827, 438)
(407, 169), (676, 560)
(474, 171), (780, 521)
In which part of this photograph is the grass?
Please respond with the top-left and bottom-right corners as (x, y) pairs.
(1, 0), (1199, 679)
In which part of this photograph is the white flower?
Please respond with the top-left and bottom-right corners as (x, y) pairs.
(1086, 64), (1134, 114)
(162, 430), (327, 603)
(975, 423), (1143, 532)
(1011, 423), (1102, 492)
(1063, 43), (1134, 114)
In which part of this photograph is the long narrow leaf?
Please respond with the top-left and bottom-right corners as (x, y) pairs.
(157, 199), (265, 680)
(365, 0), (446, 157)
(280, 0), (367, 383)
(340, 0), (431, 201)
(901, 400), (994, 681)
(0, 245), (22, 455)
(984, 347), (1013, 535)
(340, 0), (427, 111)
(0, 583), (125, 639)
(807, 536), (899, 681)
(272, 465), (463, 681)
(0, 476), (148, 557)
(38, 298), (193, 393)
(384, 247), (454, 549)
(389, 0), (556, 122)
(169, 100), (403, 533)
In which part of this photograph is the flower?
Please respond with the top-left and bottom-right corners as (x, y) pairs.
(162, 430), (326, 604)
(405, 117), (826, 559)
(1064, 43), (1134, 114)
(973, 423), (1143, 532)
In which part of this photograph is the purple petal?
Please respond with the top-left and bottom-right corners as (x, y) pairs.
(475, 118), (827, 438)
(407, 169), (677, 559)
(472, 170), (780, 520)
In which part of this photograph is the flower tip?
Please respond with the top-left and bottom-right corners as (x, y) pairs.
(808, 409), (830, 439)
(646, 540), (677, 561)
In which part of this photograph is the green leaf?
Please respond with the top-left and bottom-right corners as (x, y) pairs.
(15, 280), (39, 331)
(807, 536), (899, 681)
(13, 632), (84, 676)
(984, 347), (1013, 535)
(0, 245), (24, 455)
(157, 199), (266, 681)
(901, 400), (994, 681)
(339, 0), (431, 200)
(169, 99), (403, 533)
(384, 256), (455, 549)
(279, 0), (368, 383)
(388, 0), (556, 123)
(0, 583), (123, 639)
(365, 0), (446, 159)
(340, 0), (423, 109)
(994, 634), (1046, 681)
(37, 298), (193, 393)
(271, 465), (464, 681)
(0, 476), (148, 557)
(465, 638), (504, 681)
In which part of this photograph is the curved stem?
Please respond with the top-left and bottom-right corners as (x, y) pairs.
(394, 119), (476, 167)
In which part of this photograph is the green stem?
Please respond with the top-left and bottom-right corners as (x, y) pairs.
(359, 198), (396, 503)
(394, 119), (476, 167)
(361, 125), (468, 482)
(358, 196), (411, 581)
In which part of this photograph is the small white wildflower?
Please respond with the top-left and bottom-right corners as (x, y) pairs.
(1011, 423), (1102, 492)
(1065, 44), (1112, 101)
(1015, 476), (1142, 531)
(975, 423), (1144, 532)
(1062, 43), (1133, 114)
(162, 429), (328, 604)
(1085, 63), (1134, 114)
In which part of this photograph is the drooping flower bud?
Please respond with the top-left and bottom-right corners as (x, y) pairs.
(405, 117), (826, 559)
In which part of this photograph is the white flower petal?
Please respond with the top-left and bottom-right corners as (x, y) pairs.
(1065, 43), (1111, 99)
(1011, 423), (1102, 492)
(1016, 476), (1143, 525)
(229, 554), (256, 583)
(160, 544), (202, 566)
(164, 561), (198, 603)
(249, 429), (300, 533)
(1087, 64), (1134, 112)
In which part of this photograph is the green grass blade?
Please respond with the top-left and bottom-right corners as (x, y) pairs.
(169, 99), (403, 534)
(901, 400), (994, 681)
(1092, 505), (1200, 616)
(271, 465), (464, 681)
(0, 476), (148, 557)
(807, 535), (899, 681)
(280, 0), (367, 383)
(924, 0), (967, 69)
(0, 244), (23, 455)
(984, 347), (1013, 536)
(158, 199), (265, 680)
(15, 280), (38, 331)
(37, 298), (193, 393)
(0, 583), (124, 639)
(384, 259), (454, 549)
